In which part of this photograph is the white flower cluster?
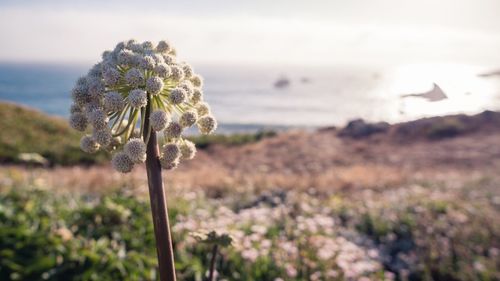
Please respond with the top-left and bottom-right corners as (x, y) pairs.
(68, 39), (217, 173)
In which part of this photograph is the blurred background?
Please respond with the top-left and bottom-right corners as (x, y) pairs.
(0, 1), (499, 281)
(1, 0), (500, 130)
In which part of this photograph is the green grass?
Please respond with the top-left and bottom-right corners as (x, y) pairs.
(0, 102), (276, 166)
(187, 130), (277, 149)
(0, 103), (107, 166)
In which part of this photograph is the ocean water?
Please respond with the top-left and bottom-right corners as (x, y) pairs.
(1, 62), (500, 133)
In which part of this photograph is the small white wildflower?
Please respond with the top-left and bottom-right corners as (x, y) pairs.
(102, 62), (117, 74)
(180, 140), (196, 160)
(196, 102), (211, 116)
(140, 55), (156, 70)
(190, 74), (203, 87)
(87, 77), (105, 100)
(150, 110), (170, 131)
(169, 88), (186, 104)
(102, 50), (112, 61)
(103, 92), (125, 112)
(87, 109), (108, 130)
(128, 42), (144, 53)
(152, 53), (165, 64)
(160, 157), (179, 170)
(93, 128), (112, 146)
(103, 68), (121, 86)
(169, 65), (184, 81)
(70, 103), (82, 114)
(69, 113), (88, 131)
(125, 68), (144, 87)
(114, 41), (126, 52)
(146, 77), (164, 95)
(142, 41), (154, 50)
(154, 63), (171, 78)
(178, 80), (194, 97)
(110, 136), (122, 148)
(156, 40), (172, 53)
(179, 111), (198, 128)
(191, 89), (203, 104)
(162, 54), (175, 65)
(161, 143), (180, 163)
(124, 138), (147, 163)
(111, 152), (134, 173)
(117, 49), (136, 65)
(84, 102), (102, 117)
(80, 135), (100, 153)
(181, 63), (193, 79)
(71, 77), (91, 106)
(197, 115), (217, 134)
(87, 63), (102, 78)
(164, 122), (182, 139)
(128, 89), (147, 108)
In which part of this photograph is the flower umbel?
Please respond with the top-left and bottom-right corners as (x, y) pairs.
(68, 39), (216, 173)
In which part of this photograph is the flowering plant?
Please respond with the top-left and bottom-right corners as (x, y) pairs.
(68, 39), (217, 281)
(69, 39), (216, 173)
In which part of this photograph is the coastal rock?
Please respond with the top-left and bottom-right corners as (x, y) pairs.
(338, 119), (389, 139)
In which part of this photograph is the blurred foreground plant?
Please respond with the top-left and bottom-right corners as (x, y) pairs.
(192, 230), (233, 281)
(68, 39), (217, 280)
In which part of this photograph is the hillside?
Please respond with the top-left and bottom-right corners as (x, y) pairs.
(0, 102), (107, 165)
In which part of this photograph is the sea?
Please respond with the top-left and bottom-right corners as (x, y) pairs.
(1, 62), (500, 134)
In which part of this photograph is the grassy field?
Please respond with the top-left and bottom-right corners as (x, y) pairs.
(0, 102), (275, 166)
(0, 170), (498, 281)
(0, 103), (107, 165)
(1, 103), (499, 280)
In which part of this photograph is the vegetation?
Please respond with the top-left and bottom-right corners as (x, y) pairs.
(187, 130), (276, 149)
(0, 174), (498, 280)
(0, 103), (276, 166)
(0, 103), (107, 165)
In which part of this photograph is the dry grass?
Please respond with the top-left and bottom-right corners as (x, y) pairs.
(3, 119), (500, 196)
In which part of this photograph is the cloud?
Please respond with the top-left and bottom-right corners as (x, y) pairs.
(0, 6), (499, 66)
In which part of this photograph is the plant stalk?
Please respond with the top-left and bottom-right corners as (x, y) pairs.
(208, 244), (218, 281)
(144, 96), (177, 281)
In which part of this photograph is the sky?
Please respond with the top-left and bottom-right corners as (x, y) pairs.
(0, 0), (499, 66)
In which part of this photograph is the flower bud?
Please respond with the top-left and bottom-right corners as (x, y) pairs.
(154, 63), (171, 78)
(140, 55), (156, 70)
(191, 89), (203, 104)
(156, 40), (172, 53)
(104, 91), (125, 112)
(161, 143), (180, 163)
(160, 157), (179, 170)
(181, 63), (193, 79)
(150, 110), (170, 131)
(112, 151), (134, 173)
(169, 65), (184, 81)
(87, 109), (108, 130)
(180, 140), (196, 160)
(124, 138), (147, 163)
(103, 68), (121, 86)
(196, 102), (211, 116)
(146, 76), (164, 95)
(125, 68), (144, 87)
(80, 135), (99, 153)
(69, 113), (88, 131)
(179, 111), (198, 128)
(93, 128), (112, 146)
(197, 115), (217, 135)
(142, 41), (154, 50)
(169, 88), (186, 104)
(128, 89), (147, 108)
(190, 74), (203, 88)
